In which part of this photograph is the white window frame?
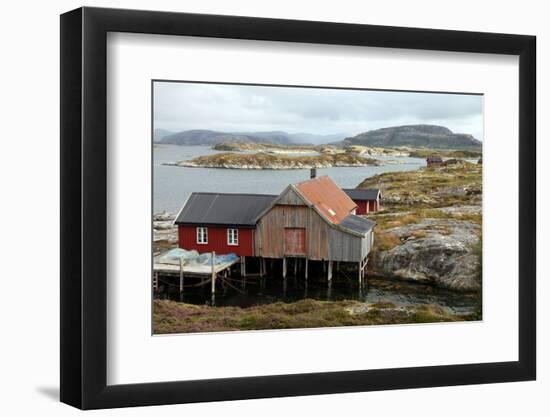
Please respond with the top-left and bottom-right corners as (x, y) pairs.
(227, 228), (239, 246)
(196, 227), (208, 244)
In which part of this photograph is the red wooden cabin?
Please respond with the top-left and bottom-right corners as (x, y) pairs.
(343, 189), (381, 215)
(174, 192), (276, 257)
(426, 156), (443, 167)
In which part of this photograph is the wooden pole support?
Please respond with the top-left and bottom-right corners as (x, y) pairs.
(179, 257), (184, 293)
(211, 251), (216, 295)
(328, 261), (333, 284)
(260, 257), (264, 278)
(304, 258), (308, 281)
(282, 257), (287, 279)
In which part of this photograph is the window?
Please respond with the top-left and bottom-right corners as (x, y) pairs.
(196, 227), (208, 244)
(227, 228), (238, 246)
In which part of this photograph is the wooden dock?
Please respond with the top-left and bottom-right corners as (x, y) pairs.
(153, 257), (239, 277)
(153, 250), (241, 300)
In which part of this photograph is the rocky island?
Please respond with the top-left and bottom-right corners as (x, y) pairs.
(359, 161), (482, 292)
(164, 151), (381, 170)
(211, 141), (422, 157)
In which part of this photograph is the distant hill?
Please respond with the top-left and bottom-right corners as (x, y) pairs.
(288, 132), (348, 144)
(153, 129), (173, 142)
(341, 125), (482, 150)
(157, 130), (348, 146)
(158, 130), (294, 146)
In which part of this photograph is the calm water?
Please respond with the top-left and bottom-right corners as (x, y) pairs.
(153, 144), (425, 213)
(156, 274), (477, 315)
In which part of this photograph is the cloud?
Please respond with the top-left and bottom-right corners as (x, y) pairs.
(154, 81), (483, 140)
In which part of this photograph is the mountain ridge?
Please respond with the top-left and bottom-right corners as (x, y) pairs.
(341, 124), (482, 150)
(156, 129), (349, 146)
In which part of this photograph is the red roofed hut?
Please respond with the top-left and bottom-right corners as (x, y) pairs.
(343, 188), (381, 214)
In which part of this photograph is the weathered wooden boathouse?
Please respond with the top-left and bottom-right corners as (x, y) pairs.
(169, 175), (376, 293)
(253, 176), (375, 284)
(343, 188), (382, 214)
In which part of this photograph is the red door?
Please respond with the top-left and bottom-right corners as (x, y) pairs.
(284, 228), (306, 256)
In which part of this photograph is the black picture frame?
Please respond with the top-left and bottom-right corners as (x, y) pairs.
(60, 6), (536, 410)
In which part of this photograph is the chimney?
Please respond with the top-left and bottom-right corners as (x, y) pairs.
(310, 168), (317, 179)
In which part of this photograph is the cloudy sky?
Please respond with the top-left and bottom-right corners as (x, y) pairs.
(154, 81), (483, 141)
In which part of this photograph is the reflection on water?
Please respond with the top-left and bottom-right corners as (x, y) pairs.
(155, 274), (478, 315)
(153, 145), (425, 213)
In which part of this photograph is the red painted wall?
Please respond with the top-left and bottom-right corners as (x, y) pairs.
(178, 225), (254, 256)
(353, 200), (379, 215)
(355, 201), (369, 215)
(368, 200), (379, 212)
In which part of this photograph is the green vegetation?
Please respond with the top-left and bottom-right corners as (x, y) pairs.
(408, 149), (482, 159)
(358, 162), (482, 211)
(153, 298), (468, 334)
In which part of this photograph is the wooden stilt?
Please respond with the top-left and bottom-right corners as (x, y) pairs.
(282, 257), (287, 279)
(179, 257), (184, 293)
(358, 261), (362, 287)
(328, 261), (333, 286)
(262, 258), (266, 277)
(363, 258), (369, 288)
(243, 256), (246, 277)
(294, 258), (298, 276)
(259, 257), (264, 278)
(211, 251), (216, 296)
(221, 270), (227, 291)
(304, 258), (308, 282)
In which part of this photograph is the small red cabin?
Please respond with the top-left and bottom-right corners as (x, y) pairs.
(426, 156), (443, 167)
(343, 189), (381, 215)
(174, 192), (276, 257)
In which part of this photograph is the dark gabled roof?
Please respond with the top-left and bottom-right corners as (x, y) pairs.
(427, 156), (443, 162)
(339, 214), (376, 234)
(343, 188), (380, 201)
(175, 192), (277, 227)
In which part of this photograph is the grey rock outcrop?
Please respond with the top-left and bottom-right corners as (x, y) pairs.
(372, 218), (481, 291)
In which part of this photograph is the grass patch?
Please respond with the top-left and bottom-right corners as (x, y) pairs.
(408, 149), (482, 159)
(374, 230), (401, 251)
(153, 298), (468, 334)
(358, 163), (482, 210)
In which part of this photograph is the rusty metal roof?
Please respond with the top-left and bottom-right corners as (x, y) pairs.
(294, 176), (357, 225)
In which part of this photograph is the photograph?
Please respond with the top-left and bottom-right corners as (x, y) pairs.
(151, 81), (483, 334)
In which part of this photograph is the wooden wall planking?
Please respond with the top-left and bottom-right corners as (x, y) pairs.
(255, 186), (369, 262)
